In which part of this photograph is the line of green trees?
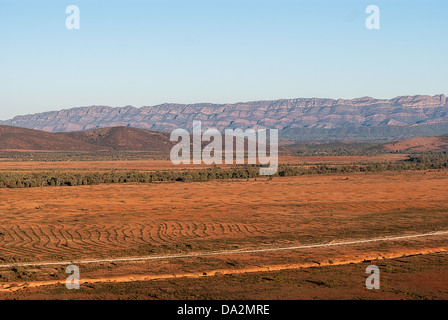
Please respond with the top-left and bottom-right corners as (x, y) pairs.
(0, 152), (446, 189)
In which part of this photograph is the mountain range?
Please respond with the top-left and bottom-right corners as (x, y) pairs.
(1, 94), (448, 141)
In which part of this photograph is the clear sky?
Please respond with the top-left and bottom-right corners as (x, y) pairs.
(0, 0), (447, 120)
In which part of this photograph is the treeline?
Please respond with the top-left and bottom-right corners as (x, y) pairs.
(284, 141), (386, 156)
(0, 153), (447, 188)
(0, 168), (262, 188)
(407, 152), (448, 168)
(0, 151), (169, 162)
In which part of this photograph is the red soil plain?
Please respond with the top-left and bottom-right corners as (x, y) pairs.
(0, 155), (447, 299)
(0, 154), (406, 172)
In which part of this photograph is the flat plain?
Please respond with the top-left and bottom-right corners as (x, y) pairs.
(0, 154), (447, 299)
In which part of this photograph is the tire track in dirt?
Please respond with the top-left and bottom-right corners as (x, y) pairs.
(0, 221), (264, 261)
(2, 247), (447, 292)
(1, 230), (447, 269)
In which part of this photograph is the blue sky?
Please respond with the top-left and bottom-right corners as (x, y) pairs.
(0, 0), (447, 120)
